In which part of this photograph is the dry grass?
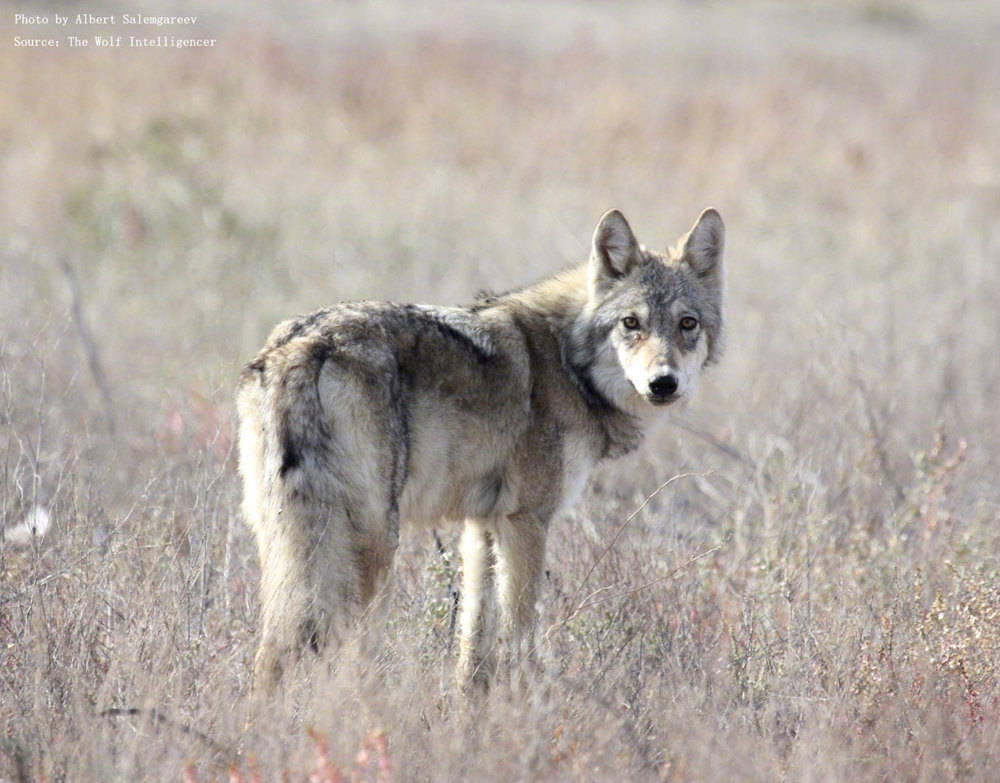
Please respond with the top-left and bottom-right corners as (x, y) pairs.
(2, 1), (1000, 780)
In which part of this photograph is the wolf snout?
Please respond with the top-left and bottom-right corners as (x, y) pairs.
(648, 373), (679, 402)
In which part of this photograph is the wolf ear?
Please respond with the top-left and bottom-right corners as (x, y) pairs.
(678, 208), (725, 282)
(590, 209), (641, 297)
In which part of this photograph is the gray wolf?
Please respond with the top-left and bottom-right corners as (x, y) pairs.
(236, 208), (725, 692)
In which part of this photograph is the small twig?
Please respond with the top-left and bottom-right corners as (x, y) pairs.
(100, 708), (229, 757)
(578, 540), (725, 613)
(669, 420), (749, 465)
(59, 257), (116, 435)
(431, 528), (447, 557)
(432, 529), (460, 652)
(567, 471), (712, 613)
(542, 538), (726, 646)
(853, 363), (905, 504)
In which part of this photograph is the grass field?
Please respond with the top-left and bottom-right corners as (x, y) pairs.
(2, 1), (1000, 780)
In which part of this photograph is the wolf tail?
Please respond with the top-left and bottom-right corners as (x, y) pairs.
(237, 349), (333, 518)
(236, 349), (347, 690)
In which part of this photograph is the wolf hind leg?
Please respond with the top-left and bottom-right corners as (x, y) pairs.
(356, 531), (399, 622)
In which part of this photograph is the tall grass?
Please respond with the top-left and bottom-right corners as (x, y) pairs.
(2, 2), (999, 779)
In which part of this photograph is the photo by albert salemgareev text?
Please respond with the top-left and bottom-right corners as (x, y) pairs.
(11, 11), (218, 49)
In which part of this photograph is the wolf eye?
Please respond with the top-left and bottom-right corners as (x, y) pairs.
(622, 316), (640, 330)
(679, 316), (699, 331)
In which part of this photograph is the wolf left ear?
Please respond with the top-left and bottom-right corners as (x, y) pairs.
(678, 208), (725, 281)
(590, 209), (641, 297)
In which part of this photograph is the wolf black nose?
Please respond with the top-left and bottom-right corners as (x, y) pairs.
(649, 374), (678, 398)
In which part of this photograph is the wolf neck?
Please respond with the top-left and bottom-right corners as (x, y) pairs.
(510, 265), (584, 323)
(507, 264), (643, 459)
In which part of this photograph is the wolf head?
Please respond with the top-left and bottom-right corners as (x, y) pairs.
(573, 208), (725, 411)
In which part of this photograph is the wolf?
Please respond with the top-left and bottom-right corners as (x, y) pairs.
(237, 208), (725, 693)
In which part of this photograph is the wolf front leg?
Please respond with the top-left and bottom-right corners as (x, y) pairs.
(494, 512), (547, 678)
(457, 519), (498, 691)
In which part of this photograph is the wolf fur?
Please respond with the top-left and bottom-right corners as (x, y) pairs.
(237, 208), (725, 692)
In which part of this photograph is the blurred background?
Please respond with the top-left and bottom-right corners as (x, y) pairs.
(2, 1), (999, 779)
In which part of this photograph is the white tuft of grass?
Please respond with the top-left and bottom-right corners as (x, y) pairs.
(4, 505), (51, 549)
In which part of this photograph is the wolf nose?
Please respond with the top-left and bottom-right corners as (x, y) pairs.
(649, 373), (678, 398)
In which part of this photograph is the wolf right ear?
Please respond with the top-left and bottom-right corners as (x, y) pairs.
(678, 208), (725, 281)
(590, 209), (640, 297)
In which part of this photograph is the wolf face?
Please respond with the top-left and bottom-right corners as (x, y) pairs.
(575, 209), (725, 412)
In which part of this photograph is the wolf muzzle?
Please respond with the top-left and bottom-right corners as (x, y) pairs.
(647, 372), (679, 404)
